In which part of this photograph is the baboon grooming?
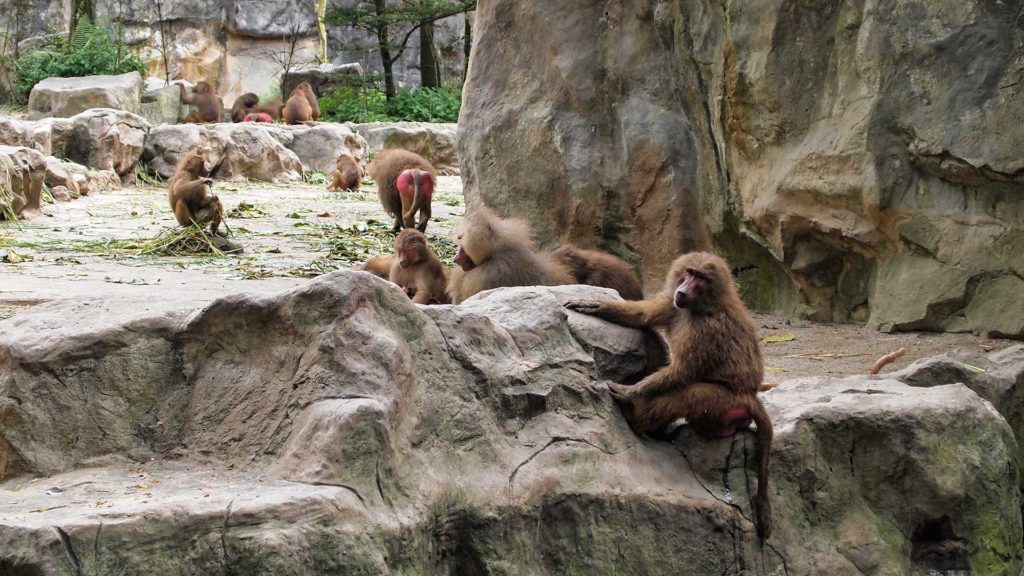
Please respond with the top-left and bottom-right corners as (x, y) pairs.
(565, 252), (772, 540)
(389, 229), (450, 304)
(367, 149), (436, 232)
(231, 93), (259, 122)
(356, 254), (395, 280)
(167, 153), (224, 236)
(282, 82), (319, 125)
(179, 82), (221, 124)
(551, 245), (644, 300)
(447, 206), (573, 304)
(327, 152), (363, 191)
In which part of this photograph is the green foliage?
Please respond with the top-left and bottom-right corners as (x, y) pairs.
(320, 87), (390, 123)
(387, 85), (460, 122)
(13, 19), (145, 98)
(321, 86), (460, 123)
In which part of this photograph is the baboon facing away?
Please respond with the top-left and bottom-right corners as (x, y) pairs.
(551, 245), (644, 300)
(367, 149), (436, 232)
(282, 82), (319, 125)
(565, 251), (773, 540)
(180, 82), (221, 123)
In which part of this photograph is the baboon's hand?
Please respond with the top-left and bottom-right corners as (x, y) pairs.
(564, 299), (603, 315)
(607, 382), (634, 400)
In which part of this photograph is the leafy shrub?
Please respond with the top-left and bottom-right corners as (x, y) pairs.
(14, 19), (145, 98)
(320, 86), (460, 123)
(386, 86), (460, 122)
(320, 87), (390, 123)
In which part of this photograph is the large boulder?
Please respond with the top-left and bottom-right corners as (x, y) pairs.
(354, 121), (459, 175)
(0, 145), (45, 218)
(0, 110), (149, 180)
(143, 122), (368, 182)
(0, 276), (1019, 574)
(459, 0), (1024, 337)
(139, 83), (187, 125)
(281, 62), (363, 98)
(26, 72), (143, 119)
(56, 109), (150, 179)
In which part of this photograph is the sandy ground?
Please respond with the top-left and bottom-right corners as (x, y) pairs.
(0, 177), (1014, 381)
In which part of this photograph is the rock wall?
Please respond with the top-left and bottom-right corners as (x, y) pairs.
(1, 0), (470, 104)
(459, 0), (1024, 338)
(0, 275), (1021, 574)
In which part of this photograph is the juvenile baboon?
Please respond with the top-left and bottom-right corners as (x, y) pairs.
(447, 206), (573, 304)
(389, 229), (450, 304)
(565, 252), (772, 540)
(551, 245), (644, 300)
(357, 254), (395, 279)
(367, 149), (436, 232)
(282, 82), (319, 125)
(231, 93), (259, 122)
(327, 152), (363, 192)
(167, 153), (224, 236)
(180, 82), (221, 124)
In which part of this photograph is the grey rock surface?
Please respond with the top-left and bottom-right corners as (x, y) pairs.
(142, 122), (369, 182)
(0, 145), (46, 218)
(459, 0), (1024, 338)
(0, 275), (1019, 574)
(27, 72), (144, 120)
(353, 121), (459, 175)
(282, 62), (363, 99)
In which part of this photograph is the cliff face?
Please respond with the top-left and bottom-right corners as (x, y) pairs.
(459, 0), (1024, 337)
(0, 0), (468, 105)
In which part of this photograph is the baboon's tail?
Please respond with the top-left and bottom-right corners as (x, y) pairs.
(745, 395), (773, 541)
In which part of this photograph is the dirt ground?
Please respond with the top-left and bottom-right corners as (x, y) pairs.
(0, 178), (1014, 381)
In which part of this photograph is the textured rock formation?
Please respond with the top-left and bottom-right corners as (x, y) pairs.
(139, 82), (188, 125)
(142, 122), (369, 182)
(0, 145), (45, 218)
(0, 109), (149, 182)
(0, 276), (1020, 574)
(354, 121), (459, 175)
(282, 62), (363, 99)
(26, 72), (143, 119)
(459, 0), (1024, 338)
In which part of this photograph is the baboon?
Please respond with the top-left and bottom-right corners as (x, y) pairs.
(243, 112), (274, 123)
(565, 252), (772, 540)
(389, 229), (450, 304)
(167, 153), (224, 236)
(180, 82), (221, 124)
(231, 93), (259, 122)
(447, 205), (573, 304)
(256, 100), (285, 120)
(551, 245), (644, 300)
(327, 152), (363, 192)
(282, 82), (319, 125)
(357, 254), (395, 279)
(367, 149), (436, 232)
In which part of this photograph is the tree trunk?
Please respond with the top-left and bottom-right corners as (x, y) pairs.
(419, 19), (441, 88)
(462, 10), (472, 85)
(374, 0), (395, 99)
(316, 0), (328, 64)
